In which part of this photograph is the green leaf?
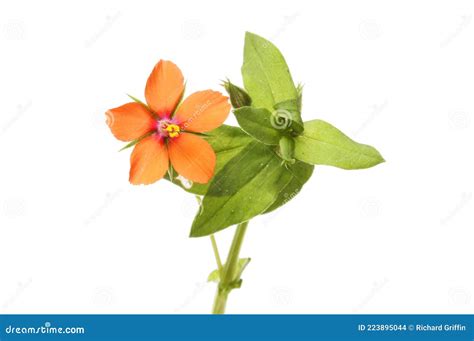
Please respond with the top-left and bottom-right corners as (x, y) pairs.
(208, 258), (251, 284)
(273, 99), (304, 136)
(233, 106), (281, 145)
(127, 94), (151, 112)
(294, 120), (385, 169)
(166, 125), (253, 195)
(207, 269), (220, 283)
(263, 161), (314, 214)
(233, 258), (251, 281)
(119, 131), (153, 152)
(190, 142), (296, 237)
(241, 32), (298, 112)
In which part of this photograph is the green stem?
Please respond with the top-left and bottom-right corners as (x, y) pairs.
(210, 235), (223, 275)
(212, 221), (249, 314)
(212, 288), (229, 315)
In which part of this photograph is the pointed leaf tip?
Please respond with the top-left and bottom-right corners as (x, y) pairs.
(294, 120), (385, 169)
(242, 32), (298, 112)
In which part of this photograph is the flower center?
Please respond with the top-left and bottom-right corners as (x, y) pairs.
(166, 124), (180, 138)
(158, 120), (181, 138)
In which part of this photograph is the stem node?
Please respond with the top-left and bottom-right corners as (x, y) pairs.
(211, 221), (249, 314)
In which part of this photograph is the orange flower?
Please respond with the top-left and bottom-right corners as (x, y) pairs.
(106, 60), (231, 185)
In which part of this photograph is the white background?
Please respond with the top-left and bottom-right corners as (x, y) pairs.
(1, 0), (473, 314)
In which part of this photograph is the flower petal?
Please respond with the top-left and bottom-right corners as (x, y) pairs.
(174, 90), (231, 133)
(129, 135), (169, 185)
(168, 133), (216, 184)
(106, 103), (155, 142)
(145, 60), (184, 117)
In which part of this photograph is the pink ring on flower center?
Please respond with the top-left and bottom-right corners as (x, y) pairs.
(156, 119), (181, 138)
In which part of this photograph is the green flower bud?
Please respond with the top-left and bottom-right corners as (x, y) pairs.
(222, 79), (252, 109)
(279, 135), (295, 164)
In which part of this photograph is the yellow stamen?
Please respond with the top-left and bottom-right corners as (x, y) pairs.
(165, 124), (180, 138)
